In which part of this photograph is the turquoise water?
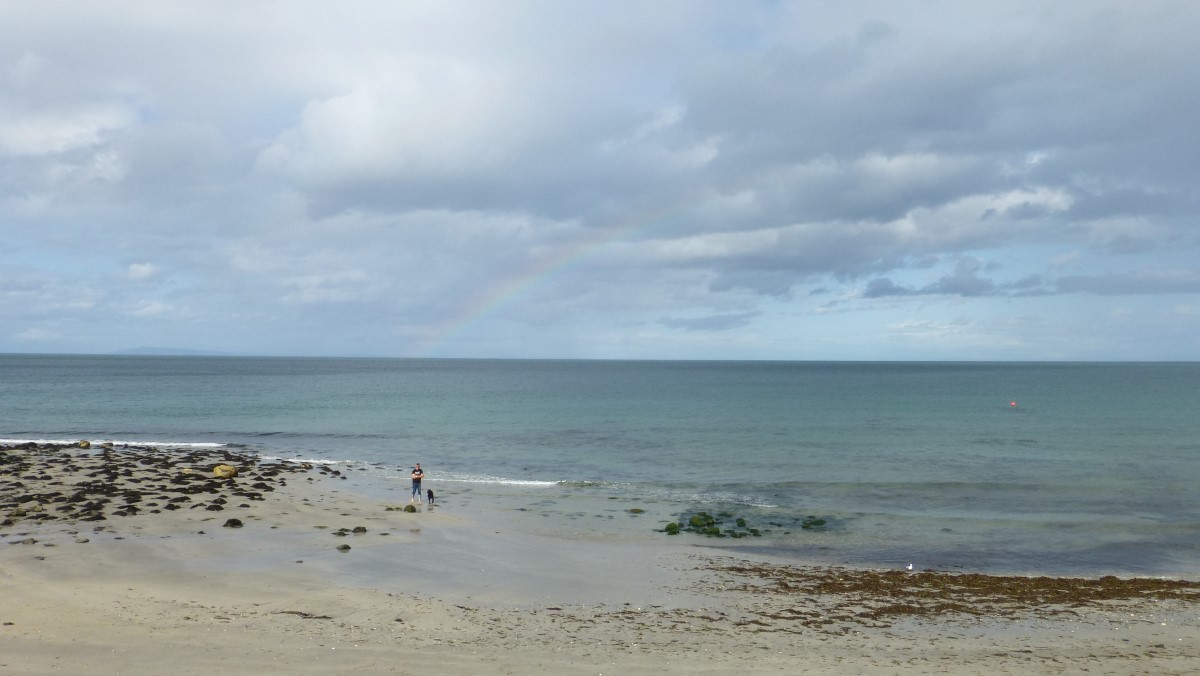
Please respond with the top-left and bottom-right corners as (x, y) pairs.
(3, 355), (1198, 576)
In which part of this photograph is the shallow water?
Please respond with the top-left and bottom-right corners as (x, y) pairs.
(3, 355), (1198, 576)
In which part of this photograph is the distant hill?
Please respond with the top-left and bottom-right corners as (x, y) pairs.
(110, 347), (232, 356)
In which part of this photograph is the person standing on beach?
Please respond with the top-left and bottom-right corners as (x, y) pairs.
(410, 463), (424, 503)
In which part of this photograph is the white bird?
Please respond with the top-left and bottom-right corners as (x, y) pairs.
(906, 563), (914, 570)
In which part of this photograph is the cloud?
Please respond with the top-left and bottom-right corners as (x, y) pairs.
(127, 300), (174, 317)
(1056, 270), (1200, 296)
(279, 270), (376, 305)
(0, 102), (135, 157)
(126, 263), (157, 281)
(925, 258), (997, 297)
(660, 312), (758, 331)
(863, 278), (912, 298)
(2, 1), (1199, 359)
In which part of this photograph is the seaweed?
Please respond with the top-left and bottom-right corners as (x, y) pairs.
(661, 509), (836, 538)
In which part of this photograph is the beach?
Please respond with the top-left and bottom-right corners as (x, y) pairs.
(3, 443), (1199, 675)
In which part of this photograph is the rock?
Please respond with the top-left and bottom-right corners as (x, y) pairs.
(352, 526), (367, 534)
(223, 518), (243, 528)
(78, 440), (91, 449)
(403, 504), (417, 513)
(336, 544), (351, 552)
(213, 464), (238, 479)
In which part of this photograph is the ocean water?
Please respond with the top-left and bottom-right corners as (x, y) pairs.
(3, 354), (1198, 577)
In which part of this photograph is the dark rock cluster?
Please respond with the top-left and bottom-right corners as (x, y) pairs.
(1, 442), (328, 529)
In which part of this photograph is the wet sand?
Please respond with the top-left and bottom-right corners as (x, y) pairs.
(3, 442), (1200, 675)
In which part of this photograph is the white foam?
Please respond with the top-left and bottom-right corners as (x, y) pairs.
(259, 456), (347, 466)
(435, 472), (559, 487)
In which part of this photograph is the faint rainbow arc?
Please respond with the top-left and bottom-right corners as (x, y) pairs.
(415, 213), (658, 356)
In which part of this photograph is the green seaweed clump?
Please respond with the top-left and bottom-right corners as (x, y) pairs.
(667, 510), (759, 538)
(663, 509), (837, 539)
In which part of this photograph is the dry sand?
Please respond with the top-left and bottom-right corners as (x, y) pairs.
(3, 443), (1199, 675)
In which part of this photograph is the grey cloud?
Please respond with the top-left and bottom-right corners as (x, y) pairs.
(863, 278), (912, 298)
(925, 258), (997, 297)
(708, 269), (798, 297)
(862, 266), (1200, 301)
(1003, 274), (1047, 294)
(668, 4), (1200, 237)
(1100, 235), (1157, 256)
(864, 265), (1001, 300)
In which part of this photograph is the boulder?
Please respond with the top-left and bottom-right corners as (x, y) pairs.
(212, 464), (238, 479)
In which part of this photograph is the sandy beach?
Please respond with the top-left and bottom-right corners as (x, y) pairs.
(4, 443), (1199, 675)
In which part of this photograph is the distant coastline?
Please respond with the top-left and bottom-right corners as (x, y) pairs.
(109, 347), (236, 356)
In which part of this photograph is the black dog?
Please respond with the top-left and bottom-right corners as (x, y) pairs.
(426, 488), (435, 505)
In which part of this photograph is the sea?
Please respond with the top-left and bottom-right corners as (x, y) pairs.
(3, 354), (1198, 578)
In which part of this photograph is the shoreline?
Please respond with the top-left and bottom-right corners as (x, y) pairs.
(4, 442), (1200, 674)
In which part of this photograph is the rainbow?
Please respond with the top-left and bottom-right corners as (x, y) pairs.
(414, 213), (657, 356)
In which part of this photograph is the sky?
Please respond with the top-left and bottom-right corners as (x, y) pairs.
(2, 1), (1199, 361)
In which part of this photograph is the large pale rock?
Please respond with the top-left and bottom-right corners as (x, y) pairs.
(212, 464), (238, 479)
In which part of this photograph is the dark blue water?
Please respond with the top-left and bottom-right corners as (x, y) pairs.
(3, 355), (1198, 576)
